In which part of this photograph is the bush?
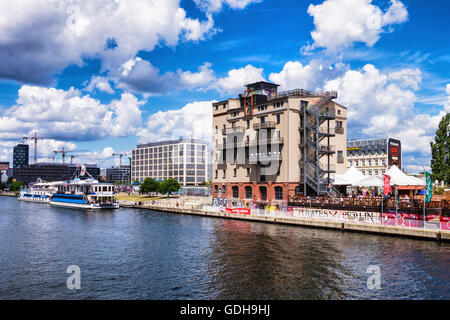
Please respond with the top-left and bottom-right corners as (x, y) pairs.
(9, 181), (24, 192)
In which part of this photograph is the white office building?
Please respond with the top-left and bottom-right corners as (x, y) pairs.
(131, 138), (208, 186)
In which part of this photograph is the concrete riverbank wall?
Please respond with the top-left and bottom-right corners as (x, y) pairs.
(122, 203), (450, 242)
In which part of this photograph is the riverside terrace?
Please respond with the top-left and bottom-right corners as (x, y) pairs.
(288, 195), (449, 218)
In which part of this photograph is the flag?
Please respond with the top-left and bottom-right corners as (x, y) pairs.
(425, 172), (433, 203)
(383, 174), (391, 195)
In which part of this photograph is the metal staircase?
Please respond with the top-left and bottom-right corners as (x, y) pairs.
(300, 91), (337, 196)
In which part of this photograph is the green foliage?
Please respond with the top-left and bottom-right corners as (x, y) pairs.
(430, 113), (450, 185)
(0, 182), (6, 191)
(433, 186), (445, 195)
(9, 181), (24, 192)
(139, 178), (160, 194)
(114, 181), (122, 186)
(157, 178), (181, 195)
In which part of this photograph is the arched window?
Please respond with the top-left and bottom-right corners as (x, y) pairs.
(245, 186), (252, 199)
(275, 186), (283, 200)
(259, 186), (267, 201)
(232, 186), (239, 199)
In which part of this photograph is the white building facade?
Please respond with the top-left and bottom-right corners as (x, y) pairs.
(131, 138), (208, 186)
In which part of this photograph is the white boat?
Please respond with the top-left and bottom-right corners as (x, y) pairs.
(50, 178), (119, 210)
(19, 182), (58, 203)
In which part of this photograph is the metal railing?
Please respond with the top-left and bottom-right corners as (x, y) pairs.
(253, 121), (276, 130)
(222, 126), (245, 135)
(335, 127), (344, 134)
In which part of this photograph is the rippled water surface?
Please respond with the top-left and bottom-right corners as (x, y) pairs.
(0, 197), (448, 299)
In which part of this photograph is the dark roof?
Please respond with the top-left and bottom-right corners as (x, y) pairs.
(245, 81), (280, 88)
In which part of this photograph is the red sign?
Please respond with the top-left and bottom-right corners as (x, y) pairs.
(383, 174), (392, 195)
(225, 208), (251, 215)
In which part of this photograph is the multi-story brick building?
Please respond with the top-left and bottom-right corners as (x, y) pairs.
(347, 138), (402, 176)
(212, 81), (348, 207)
(131, 138), (208, 186)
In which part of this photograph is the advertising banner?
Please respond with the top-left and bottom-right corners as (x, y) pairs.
(225, 208), (251, 215)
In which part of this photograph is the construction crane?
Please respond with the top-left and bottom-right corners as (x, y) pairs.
(23, 132), (50, 165)
(53, 148), (89, 164)
(68, 153), (91, 164)
(112, 153), (129, 167)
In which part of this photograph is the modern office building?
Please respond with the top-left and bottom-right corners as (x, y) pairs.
(346, 138), (402, 176)
(106, 166), (131, 183)
(131, 138), (208, 186)
(13, 144), (29, 168)
(13, 163), (100, 184)
(212, 81), (348, 206)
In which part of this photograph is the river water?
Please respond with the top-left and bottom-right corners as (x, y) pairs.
(0, 196), (448, 300)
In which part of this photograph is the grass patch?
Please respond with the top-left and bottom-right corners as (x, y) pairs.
(115, 193), (164, 202)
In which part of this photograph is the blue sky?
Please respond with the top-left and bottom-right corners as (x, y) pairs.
(0, 0), (448, 172)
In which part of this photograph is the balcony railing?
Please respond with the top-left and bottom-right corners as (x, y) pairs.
(253, 121), (276, 130)
(222, 126), (245, 135)
(247, 137), (284, 147)
(249, 152), (282, 162)
(335, 127), (344, 134)
(337, 157), (345, 164)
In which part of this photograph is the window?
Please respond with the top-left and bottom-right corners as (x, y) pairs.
(233, 168), (237, 177)
(232, 186), (239, 199)
(362, 160), (366, 166)
(260, 186), (267, 200)
(215, 126), (218, 134)
(338, 151), (343, 158)
(276, 114), (281, 124)
(368, 160), (372, 167)
(355, 160), (359, 166)
(349, 160), (353, 166)
(275, 187), (283, 200)
(375, 169), (379, 175)
(362, 170), (366, 175)
(215, 170), (218, 179)
(246, 168), (250, 177)
(247, 120), (250, 129)
(214, 185), (218, 192)
(261, 117), (265, 124)
(245, 186), (252, 199)
(223, 170), (226, 179)
(222, 185), (226, 192)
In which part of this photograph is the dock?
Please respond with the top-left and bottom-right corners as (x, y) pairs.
(122, 202), (450, 242)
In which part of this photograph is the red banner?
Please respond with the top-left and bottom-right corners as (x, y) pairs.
(383, 174), (392, 195)
(225, 208), (251, 215)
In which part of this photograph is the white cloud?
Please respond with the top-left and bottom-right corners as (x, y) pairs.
(194, 0), (261, 13)
(211, 64), (265, 94)
(0, 0), (218, 84)
(268, 60), (348, 91)
(84, 76), (115, 94)
(0, 85), (144, 142)
(118, 58), (217, 94)
(306, 0), (408, 52)
(137, 101), (215, 145)
(324, 64), (449, 156)
(446, 84), (450, 112)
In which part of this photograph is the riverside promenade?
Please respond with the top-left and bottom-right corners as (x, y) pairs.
(119, 199), (450, 242)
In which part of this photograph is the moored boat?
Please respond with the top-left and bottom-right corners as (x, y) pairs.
(19, 181), (58, 203)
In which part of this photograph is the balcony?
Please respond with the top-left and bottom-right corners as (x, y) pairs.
(222, 126), (245, 135)
(247, 137), (284, 147)
(249, 152), (282, 162)
(253, 121), (276, 130)
(337, 157), (345, 164)
(335, 127), (344, 134)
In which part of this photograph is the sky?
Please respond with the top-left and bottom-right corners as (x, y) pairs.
(0, 0), (448, 172)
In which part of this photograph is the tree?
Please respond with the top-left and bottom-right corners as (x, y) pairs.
(158, 178), (181, 195)
(430, 113), (450, 185)
(139, 178), (160, 194)
(9, 181), (24, 192)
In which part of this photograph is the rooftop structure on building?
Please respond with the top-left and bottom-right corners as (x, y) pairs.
(131, 138), (208, 186)
(212, 81), (348, 207)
